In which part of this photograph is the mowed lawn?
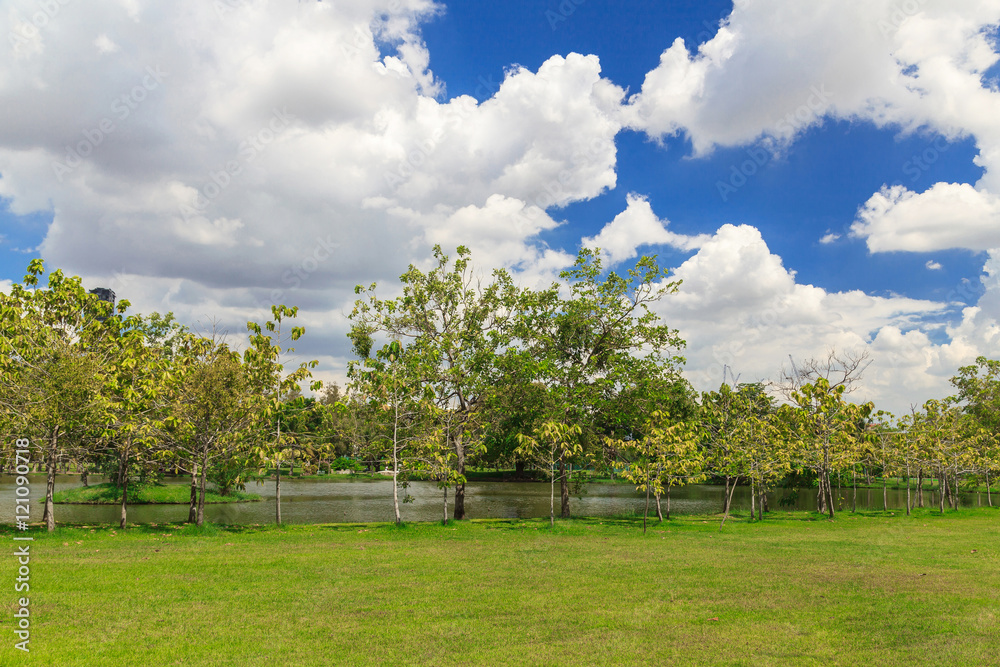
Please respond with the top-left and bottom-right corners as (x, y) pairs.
(2, 509), (999, 666)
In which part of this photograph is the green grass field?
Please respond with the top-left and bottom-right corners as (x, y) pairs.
(2, 509), (998, 666)
(50, 482), (262, 505)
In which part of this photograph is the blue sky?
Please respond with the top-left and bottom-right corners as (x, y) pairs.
(2, 0), (999, 411)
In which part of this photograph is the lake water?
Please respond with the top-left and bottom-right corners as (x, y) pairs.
(0, 474), (981, 525)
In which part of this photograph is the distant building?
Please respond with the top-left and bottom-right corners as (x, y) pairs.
(89, 287), (116, 305)
(89, 287), (116, 321)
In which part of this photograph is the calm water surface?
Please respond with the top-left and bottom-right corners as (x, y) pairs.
(0, 474), (980, 525)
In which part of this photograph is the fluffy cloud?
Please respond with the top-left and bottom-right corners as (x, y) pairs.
(2, 0), (999, 412)
(582, 194), (710, 266)
(658, 224), (974, 412)
(0, 0), (624, 360)
(852, 183), (1000, 252)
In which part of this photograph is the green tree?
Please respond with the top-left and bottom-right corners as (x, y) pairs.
(516, 248), (686, 518)
(349, 245), (519, 520)
(790, 378), (873, 519)
(0, 260), (113, 531)
(244, 305), (319, 524)
(610, 412), (704, 533)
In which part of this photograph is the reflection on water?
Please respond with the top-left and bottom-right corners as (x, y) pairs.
(0, 474), (980, 525)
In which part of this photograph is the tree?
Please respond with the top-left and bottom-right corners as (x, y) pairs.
(166, 335), (260, 527)
(515, 421), (583, 528)
(610, 412), (704, 533)
(790, 378), (873, 519)
(349, 245), (520, 520)
(97, 312), (172, 529)
(347, 339), (436, 525)
(0, 260), (113, 531)
(244, 305), (319, 524)
(516, 248), (686, 518)
(951, 357), (1000, 505)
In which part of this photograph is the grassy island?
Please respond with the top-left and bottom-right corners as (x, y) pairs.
(51, 482), (262, 505)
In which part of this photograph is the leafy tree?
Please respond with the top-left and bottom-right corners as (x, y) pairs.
(515, 421), (583, 528)
(166, 335), (260, 526)
(0, 260), (113, 531)
(347, 339), (437, 524)
(349, 245), (519, 520)
(516, 248), (686, 518)
(789, 378), (873, 519)
(951, 357), (1000, 504)
(610, 412), (704, 533)
(244, 305), (319, 524)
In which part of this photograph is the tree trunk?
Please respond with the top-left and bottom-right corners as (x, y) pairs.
(722, 476), (731, 514)
(666, 486), (671, 521)
(905, 464), (912, 516)
(119, 450), (129, 530)
(826, 472), (836, 519)
(987, 470), (993, 507)
(917, 469), (924, 508)
(883, 476), (888, 512)
(759, 486), (765, 521)
(81, 467), (89, 487)
(750, 478), (756, 521)
(442, 485), (448, 525)
(719, 476), (739, 530)
(816, 473), (825, 515)
(188, 464), (198, 523)
(939, 474), (946, 514)
(120, 477), (129, 529)
(196, 452), (208, 527)
(549, 461), (555, 529)
(952, 473), (960, 510)
(391, 443), (400, 526)
(560, 458), (570, 519)
(643, 465), (650, 535)
(45, 445), (57, 533)
(655, 491), (663, 522)
(453, 433), (466, 521)
(275, 462), (282, 525)
(852, 470), (857, 513)
(515, 459), (525, 478)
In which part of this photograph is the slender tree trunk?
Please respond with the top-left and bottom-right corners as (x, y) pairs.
(759, 486), (765, 521)
(666, 486), (672, 521)
(655, 491), (663, 522)
(750, 477), (756, 521)
(188, 464), (198, 523)
(275, 461), (282, 525)
(816, 472), (825, 515)
(883, 475), (888, 512)
(643, 464), (650, 535)
(81, 467), (89, 488)
(45, 444), (57, 533)
(917, 469), (924, 508)
(453, 433), (466, 521)
(559, 458), (570, 519)
(987, 470), (993, 507)
(549, 461), (555, 529)
(852, 470), (857, 513)
(722, 476), (731, 513)
(442, 485), (448, 525)
(391, 444), (400, 525)
(939, 474), (946, 514)
(119, 450), (129, 530)
(827, 472), (836, 519)
(197, 451), (208, 527)
(275, 420), (282, 525)
(905, 464), (912, 516)
(952, 472), (960, 510)
(515, 459), (525, 478)
(720, 476), (739, 529)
